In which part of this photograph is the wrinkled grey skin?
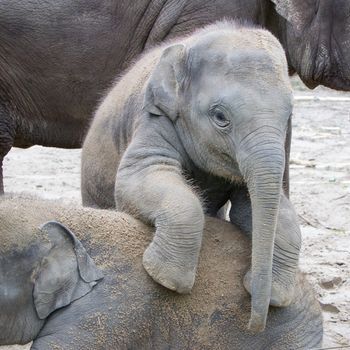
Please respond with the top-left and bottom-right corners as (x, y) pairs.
(272, 0), (350, 90)
(1, 0), (349, 194)
(0, 195), (322, 349)
(81, 22), (302, 332)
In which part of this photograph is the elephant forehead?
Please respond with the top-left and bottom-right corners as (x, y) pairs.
(191, 61), (292, 110)
(228, 49), (283, 73)
(188, 46), (289, 88)
(188, 26), (286, 62)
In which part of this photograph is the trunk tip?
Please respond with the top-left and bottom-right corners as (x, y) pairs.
(248, 310), (267, 333)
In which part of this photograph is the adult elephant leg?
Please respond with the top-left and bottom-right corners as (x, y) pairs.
(115, 166), (204, 294)
(230, 190), (301, 307)
(0, 107), (15, 194)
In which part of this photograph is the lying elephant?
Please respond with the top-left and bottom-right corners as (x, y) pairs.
(81, 22), (301, 332)
(1, 0), (349, 194)
(0, 195), (322, 349)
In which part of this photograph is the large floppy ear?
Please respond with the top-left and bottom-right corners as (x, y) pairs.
(143, 44), (186, 121)
(33, 221), (103, 319)
(271, 0), (316, 32)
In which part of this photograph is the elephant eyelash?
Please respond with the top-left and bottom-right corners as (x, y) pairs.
(208, 100), (224, 111)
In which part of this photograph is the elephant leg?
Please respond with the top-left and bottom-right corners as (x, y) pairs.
(230, 188), (301, 307)
(0, 107), (15, 194)
(216, 204), (228, 220)
(229, 186), (252, 235)
(81, 117), (121, 209)
(115, 166), (204, 294)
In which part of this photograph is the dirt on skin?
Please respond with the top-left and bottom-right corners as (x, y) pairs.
(2, 77), (350, 349)
(0, 196), (322, 350)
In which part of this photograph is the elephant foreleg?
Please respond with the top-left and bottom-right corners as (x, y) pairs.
(230, 188), (301, 307)
(115, 165), (204, 294)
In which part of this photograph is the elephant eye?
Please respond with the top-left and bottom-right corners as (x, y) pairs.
(210, 109), (230, 128)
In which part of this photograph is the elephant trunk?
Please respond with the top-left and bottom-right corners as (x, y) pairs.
(238, 125), (285, 332)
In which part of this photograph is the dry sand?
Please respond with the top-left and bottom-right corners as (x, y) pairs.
(1, 77), (349, 349)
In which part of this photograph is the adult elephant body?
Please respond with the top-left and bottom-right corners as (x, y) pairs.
(0, 0), (349, 193)
(0, 195), (323, 349)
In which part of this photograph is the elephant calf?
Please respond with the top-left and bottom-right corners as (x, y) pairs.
(81, 21), (301, 331)
(0, 195), (322, 349)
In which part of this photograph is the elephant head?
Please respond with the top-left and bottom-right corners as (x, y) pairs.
(271, 0), (350, 90)
(0, 220), (103, 345)
(144, 23), (293, 331)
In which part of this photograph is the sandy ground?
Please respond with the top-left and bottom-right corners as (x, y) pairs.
(2, 77), (350, 349)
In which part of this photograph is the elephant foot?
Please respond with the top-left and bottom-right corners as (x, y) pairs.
(243, 268), (295, 307)
(142, 242), (196, 294)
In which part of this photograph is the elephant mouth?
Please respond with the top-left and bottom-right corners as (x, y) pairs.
(309, 62), (350, 91)
(295, 25), (350, 91)
(312, 72), (350, 91)
(309, 34), (350, 91)
(221, 151), (233, 163)
(216, 153), (243, 183)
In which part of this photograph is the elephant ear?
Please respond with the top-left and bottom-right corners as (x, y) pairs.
(143, 44), (186, 121)
(271, 0), (317, 32)
(33, 221), (103, 319)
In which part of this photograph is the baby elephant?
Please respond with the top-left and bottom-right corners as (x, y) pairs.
(81, 21), (301, 331)
(0, 195), (322, 349)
